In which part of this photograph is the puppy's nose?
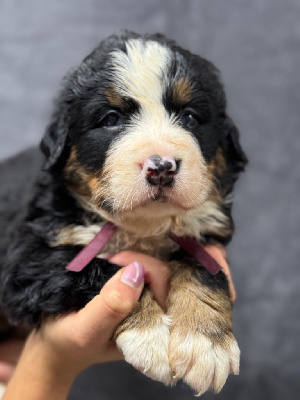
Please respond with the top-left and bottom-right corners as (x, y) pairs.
(143, 155), (180, 187)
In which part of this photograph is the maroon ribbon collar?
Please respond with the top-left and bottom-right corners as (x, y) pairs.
(66, 222), (117, 272)
(66, 222), (221, 275)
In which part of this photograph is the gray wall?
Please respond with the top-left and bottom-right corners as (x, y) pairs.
(1, 0), (299, 398)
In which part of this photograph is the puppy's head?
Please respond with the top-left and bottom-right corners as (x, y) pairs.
(41, 32), (247, 237)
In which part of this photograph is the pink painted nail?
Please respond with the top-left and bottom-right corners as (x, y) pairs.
(120, 262), (145, 288)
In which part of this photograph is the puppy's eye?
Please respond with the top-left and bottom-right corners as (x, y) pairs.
(101, 112), (123, 128)
(180, 112), (200, 129)
(180, 110), (208, 130)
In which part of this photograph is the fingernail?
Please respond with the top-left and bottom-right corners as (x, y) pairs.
(120, 262), (145, 289)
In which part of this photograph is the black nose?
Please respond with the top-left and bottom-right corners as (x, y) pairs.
(143, 155), (180, 187)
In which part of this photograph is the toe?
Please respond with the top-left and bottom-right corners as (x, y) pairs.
(212, 345), (230, 393)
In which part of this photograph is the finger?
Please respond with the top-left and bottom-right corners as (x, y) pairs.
(74, 262), (145, 345)
(109, 251), (170, 309)
(205, 245), (237, 303)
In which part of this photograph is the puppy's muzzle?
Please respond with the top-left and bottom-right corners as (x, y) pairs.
(143, 155), (180, 187)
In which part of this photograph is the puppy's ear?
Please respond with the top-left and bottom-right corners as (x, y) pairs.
(223, 116), (248, 176)
(40, 105), (69, 171)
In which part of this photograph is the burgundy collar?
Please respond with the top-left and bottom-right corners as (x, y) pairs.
(66, 222), (221, 275)
(66, 222), (117, 273)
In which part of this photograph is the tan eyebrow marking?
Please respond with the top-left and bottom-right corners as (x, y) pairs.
(173, 78), (193, 105)
(105, 88), (126, 108)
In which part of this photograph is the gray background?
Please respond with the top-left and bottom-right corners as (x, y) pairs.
(1, 0), (299, 399)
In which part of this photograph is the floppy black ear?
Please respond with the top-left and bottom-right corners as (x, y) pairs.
(40, 105), (69, 171)
(223, 116), (248, 176)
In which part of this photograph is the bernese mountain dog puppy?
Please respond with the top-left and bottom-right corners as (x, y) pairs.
(0, 31), (247, 395)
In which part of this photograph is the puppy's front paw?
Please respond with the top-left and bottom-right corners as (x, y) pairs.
(116, 314), (172, 384)
(169, 328), (240, 395)
(114, 289), (172, 384)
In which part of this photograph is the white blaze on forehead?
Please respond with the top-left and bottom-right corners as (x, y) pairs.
(110, 39), (171, 107)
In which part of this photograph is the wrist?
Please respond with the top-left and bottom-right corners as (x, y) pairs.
(27, 330), (84, 381)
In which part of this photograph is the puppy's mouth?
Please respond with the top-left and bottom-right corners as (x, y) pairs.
(150, 188), (168, 202)
(125, 186), (194, 214)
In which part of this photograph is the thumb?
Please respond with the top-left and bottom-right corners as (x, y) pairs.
(76, 262), (145, 344)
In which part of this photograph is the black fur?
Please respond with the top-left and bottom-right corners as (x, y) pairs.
(0, 32), (247, 326)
